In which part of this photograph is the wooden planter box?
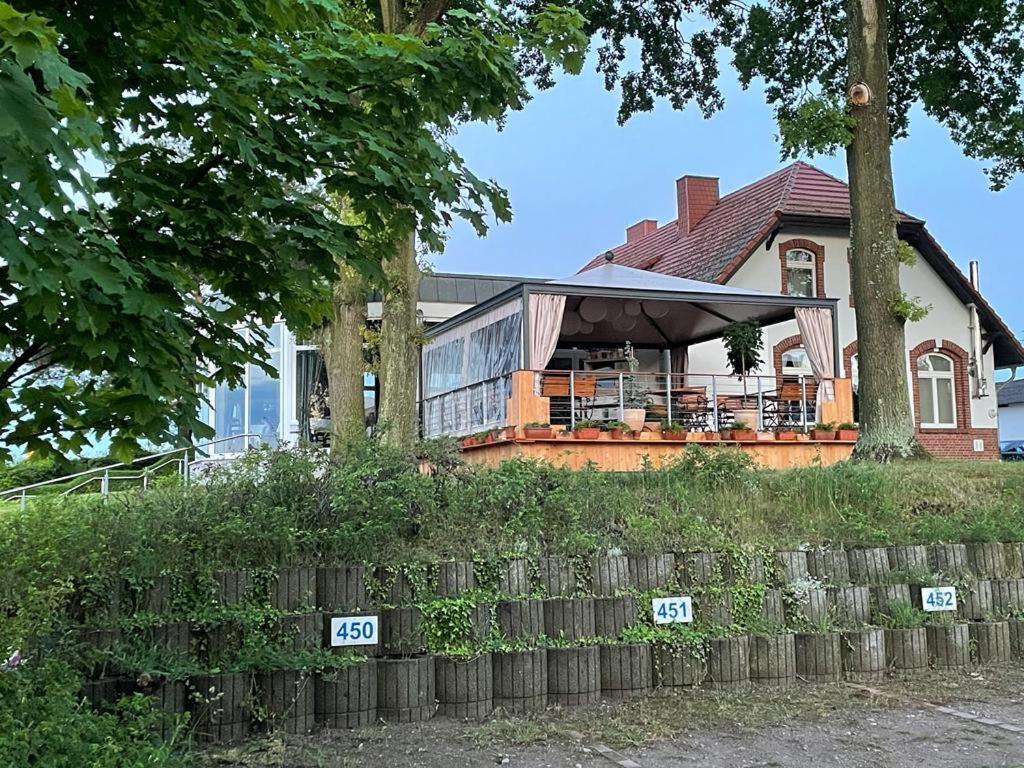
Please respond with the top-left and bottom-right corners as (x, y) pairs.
(377, 657), (436, 723)
(760, 589), (786, 628)
(807, 548), (850, 584)
(591, 554), (631, 596)
(189, 673), (252, 744)
(871, 584), (913, 618)
(276, 612), (324, 652)
(957, 580), (994, 621)
(1007, 543), (1024, 578)
(926, 623), (970, 669)
(436, 654), (494, 720)
(652, 644), (706, 688)
(706, 636), (750, 690)
(315, 660), (377, 729)
(537, 556), (576, 597)
(841, 628), (886, 682)
(847, 547), (891, 585)
(547, 646), (600, 706)
(373, 564), (433, 606)
(256, 669), (315, 735)
(543, 598), (595, 642)
(992, 578), (1024, 615)
(694, 591), (733, 627)
(271, 567), (316, 612)
(887, 544), (929, 574)
(678, 550), (722, 587)
(493, 648), (548, 713)
(828, 586), (871, 628)
(1009, 620), (1024, 661)
(82, 676), (135, 709)
(316, 565), (368, 612)
(928, 543), (969, 576)
(788, 588), (830, 627)
(966, 542), (1009, 580)
(196, 619), (246, 665)
(523, 427), (553, 439)
(593, 596), (638, 640)
(148, 679), (189, 740)
(496, 599), (545, 641)
(969, 621), (1012, 665)
(884, 627), (928, 676)
(749, 633), (796, 688)
(437, 560), (476, 597)
(379, 607), (425, 656)
(214, 570), (253, 607)
(599, 643), (653, 699)
(774, 550), (810, 583)
(628, 553), (676, 592)
(794, 632), (842, 683)
(133, 575), (173, 614)
(498, 558), (531, 597)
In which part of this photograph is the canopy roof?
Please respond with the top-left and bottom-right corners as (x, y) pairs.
(426, 260), (836, 349)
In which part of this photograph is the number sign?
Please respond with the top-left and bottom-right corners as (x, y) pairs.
(652, 596), (693, 625)
(921, 587), (957, 612)
(330, 615), (379, 646)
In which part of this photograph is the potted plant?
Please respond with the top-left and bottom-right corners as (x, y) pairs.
(502, 426), (516, 440)
(660, 419), (686, 440)
(523, 422), (553, 439)
(606, 420), (631, 439)
(479, 430), (496, 444)
(775, 426), (798, 441)
(836, 422), (859, 441)
(722, 320), (765, 423)
(732, 420), (756, 441)
(573, 419), (602, 439)
(811, 421), (837, 440)
(461, 434), (479, 448)
(621, 341), (651, 433)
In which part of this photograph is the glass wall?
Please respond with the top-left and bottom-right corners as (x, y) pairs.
(210, 323), (284, 453)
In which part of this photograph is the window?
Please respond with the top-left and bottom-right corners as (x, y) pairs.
(211, 323), (283, 452)
(781, 347), (812, 375)
(917, 353), (956, 428)
(785, 249), (816, 297)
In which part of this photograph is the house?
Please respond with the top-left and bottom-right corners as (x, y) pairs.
(998, 378), (1024, 445)
(579, 162), (1024, 460)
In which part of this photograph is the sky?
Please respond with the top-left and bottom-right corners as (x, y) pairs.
(435, 58), (1024, 348)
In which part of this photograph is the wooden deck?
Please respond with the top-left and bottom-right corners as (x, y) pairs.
(461, 435), (855, 470)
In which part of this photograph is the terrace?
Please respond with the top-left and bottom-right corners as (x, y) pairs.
(419, 259), (856, 470)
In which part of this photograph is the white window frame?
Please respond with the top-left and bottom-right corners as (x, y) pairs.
(785, 248), (816, 298)
(781, 346), (813, 376)
(917, 352), (957, 429)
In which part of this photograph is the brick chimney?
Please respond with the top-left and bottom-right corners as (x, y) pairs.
(626, 219), (658, 243)
(676, 175), (719, 235)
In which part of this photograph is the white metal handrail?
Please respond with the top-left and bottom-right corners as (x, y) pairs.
(1, 433), (262, 510)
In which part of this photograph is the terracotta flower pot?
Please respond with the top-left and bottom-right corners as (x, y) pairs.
(503, 426), (516, 440)
(662, 430), (686, 440)
(733, 430), (756, 442)
(837, 429), (858, 441)
(812, 430), (836, 441)
(462, 436), (478, 447)
(719, 430), (734, 440)
(684, 432), (705, 442)
(704, 432), (721, 442)
(610, 428), (626, 440)
(484, 433), (496, 444)
(574, 427), (601, 440)
(756, 431), (776, 441)
(776, 431), (797, 441)
(523, 427), (552, 439)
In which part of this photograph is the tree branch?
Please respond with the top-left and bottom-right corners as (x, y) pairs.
(407, 0), (452, 36)
(0, 341), (45, 391)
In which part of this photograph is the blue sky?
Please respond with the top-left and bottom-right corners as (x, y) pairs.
(437, 60), (1024, 347)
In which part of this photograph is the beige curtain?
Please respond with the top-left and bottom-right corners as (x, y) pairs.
(528, 293), (566, 370)
(795, 307), (835, 402)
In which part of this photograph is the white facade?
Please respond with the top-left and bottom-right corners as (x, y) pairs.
(999, 403), (1024, 442)
(687, 229), (1000, 441)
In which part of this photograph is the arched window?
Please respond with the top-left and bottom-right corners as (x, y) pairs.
(785, 249), (816, 297)
(917, 353), (956, 428)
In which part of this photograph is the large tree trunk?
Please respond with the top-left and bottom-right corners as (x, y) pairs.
(324, 264), (369, 457)
(845, 0), (919, 461)
(377, 232), (421, 448)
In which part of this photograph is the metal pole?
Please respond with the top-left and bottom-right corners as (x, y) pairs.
(143, 471), (149, 491)
(710, 375), (719, 431)
(666, 373), (672, 424)
(101, 469), (109, 498)
(569, 370), (576, 429)
(618, 372), (625, 421)
(801, 375), (808, 431)
(756, 375), (764, 431)
(20, 490), (26, 511)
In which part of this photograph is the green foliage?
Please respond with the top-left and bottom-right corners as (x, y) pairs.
(0, 660), (189, 768)
(778, 96), (855, 157)
(874, 599), (926, 629)
(896, 241), (919, 267)
(721, 321), (764, 378)
(891, 292), (932, 323)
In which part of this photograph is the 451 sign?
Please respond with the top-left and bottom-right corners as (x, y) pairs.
(652, 596), (693, 624)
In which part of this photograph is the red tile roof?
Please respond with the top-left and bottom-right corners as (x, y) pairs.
(580, 161), (919, 283)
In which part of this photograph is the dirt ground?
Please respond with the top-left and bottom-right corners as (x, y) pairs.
(202, 668), (1024, 768)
